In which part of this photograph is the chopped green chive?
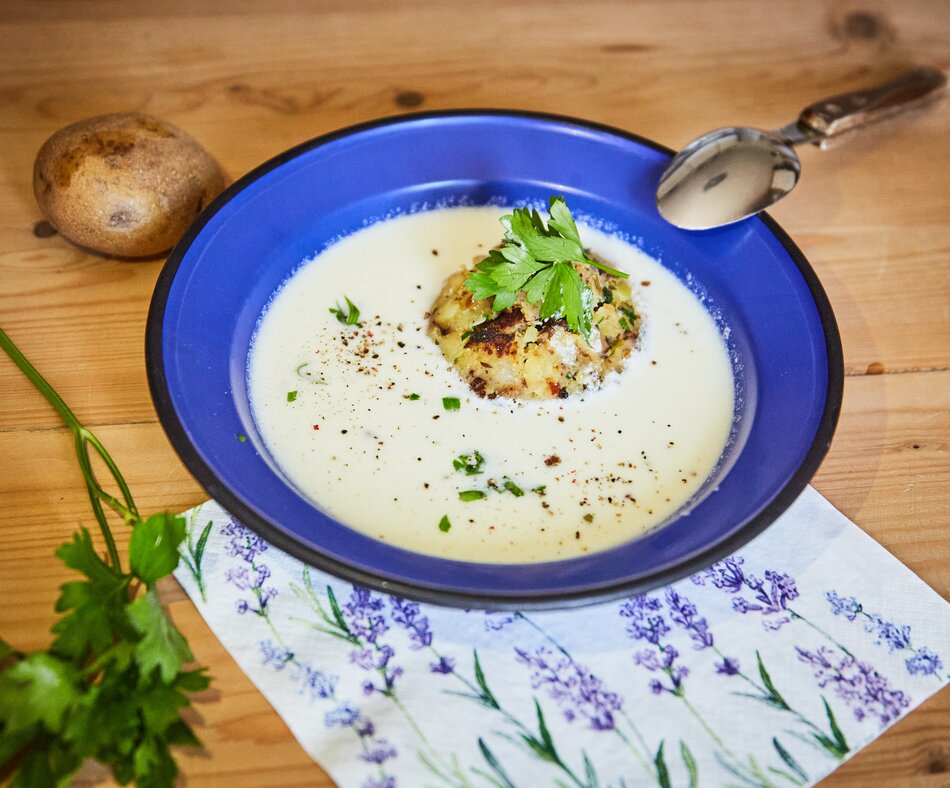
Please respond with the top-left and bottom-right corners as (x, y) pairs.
(453, 450), (485, 476)
(532, 485), (547, 495)
(602, 286), (614, 304)
(438, 515), (451, 533)
(329, 295), (360, 325)
(502, 478), (524, 497)
(460, 329), (473, 341)
(619, 317), (630, 332)
(459, 490), (486, 502)
(286, 390), (298, 402)
(443, 397), (461, 411)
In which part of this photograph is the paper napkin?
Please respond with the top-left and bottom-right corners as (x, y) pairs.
(174, 487), (949, 787)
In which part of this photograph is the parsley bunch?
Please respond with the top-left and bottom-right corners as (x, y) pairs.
(464, 196), (628, 340)
(0, 327), (207, 787)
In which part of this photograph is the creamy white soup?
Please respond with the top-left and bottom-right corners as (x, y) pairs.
(248, 207), (734, 563)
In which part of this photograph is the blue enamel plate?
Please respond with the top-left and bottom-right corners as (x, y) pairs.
(146, 111), (842, 609)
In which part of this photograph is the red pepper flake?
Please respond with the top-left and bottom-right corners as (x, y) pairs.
(312, 424), (320, 431)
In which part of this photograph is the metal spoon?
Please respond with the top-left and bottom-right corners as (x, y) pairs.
(656, 67), (946, 231)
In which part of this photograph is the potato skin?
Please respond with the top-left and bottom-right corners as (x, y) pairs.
(32, 113), (226, 258)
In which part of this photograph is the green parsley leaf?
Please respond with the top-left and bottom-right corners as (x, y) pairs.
(0, 653), (80, 733)
(531, 485), (547, 495)
(286, 390), (298, 402)
(443, 397), (461, 411)
(464, 197), (630, 343)
(129, 514), (187, 587)
(236, 433), (247, 443)
(459, 490), (486, 502)
(406, 393), (421, 401)
(438, 515), (451, 533)
(546, 194), (583, 245)
(127, 589), (194, 685)
(329, 296), (360, 325)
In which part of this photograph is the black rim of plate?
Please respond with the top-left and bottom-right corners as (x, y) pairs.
(146, 109), (844, 610)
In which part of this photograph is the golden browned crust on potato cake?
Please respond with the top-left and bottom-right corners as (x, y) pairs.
(428, 260), (640, 400)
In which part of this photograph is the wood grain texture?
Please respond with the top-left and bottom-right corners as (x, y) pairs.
(0, 1), (947, 785)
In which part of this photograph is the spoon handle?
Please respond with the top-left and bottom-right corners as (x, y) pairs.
(795, 67), (946, 147)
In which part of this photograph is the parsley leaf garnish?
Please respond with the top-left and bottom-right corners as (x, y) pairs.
(464, 196), (627, 340)
(459, 490), (486, 502)
(442, 397), (461, 411)
(329, 295), (361, 326)
(438, 515), (451, 533)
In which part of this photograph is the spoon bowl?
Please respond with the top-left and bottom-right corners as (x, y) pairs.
(656, 128), (800, 230)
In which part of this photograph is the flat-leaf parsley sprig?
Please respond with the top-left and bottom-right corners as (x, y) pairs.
(464, 196), (628, 340)
(0, 327), (208, 788)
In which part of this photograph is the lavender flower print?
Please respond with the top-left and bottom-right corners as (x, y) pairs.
(907, 648), (943, 676)
(665, 588), (713, 649)
(362, 777), (397, 788)
(221, 518), (277, 616)
(826, 590), (944, 678)
(796, 646), (910, 726)
(515, 646), (622, 730)
(389, 597), (432, 648)
(692, 557), (799, 630)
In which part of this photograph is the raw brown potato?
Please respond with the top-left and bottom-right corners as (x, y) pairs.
(33, 113), (226, 258)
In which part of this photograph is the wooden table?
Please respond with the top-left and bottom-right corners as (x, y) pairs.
(1, 1), (948, 784)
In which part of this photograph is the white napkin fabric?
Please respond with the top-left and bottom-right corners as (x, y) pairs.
(174, 486), (949, 788)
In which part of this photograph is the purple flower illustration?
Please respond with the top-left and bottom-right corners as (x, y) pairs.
(665, 588), (713, 649)
(620, 595), (670, 645)
(692, 556), (798, 630)
(221, 518), (278, 616)
(362, 777), (397, 788)
(361, 742), (398, 764)
(796, 646), (910, 726)
(259, 639), (293, 670)
(325, 704), (360, 728)
(826, 590), (862, 621)
(221, 518), (268, 562)
(344, 587), (388, 645)
(337, 586), (408, 696)
(430, 655), (456, 674)
(389, 597), (433, 648)
(483, 612), (518, 631)
(622, 595), (691, 694)
(906, 648), (943, 677)
(716, 656), (741, 676)
(515, 646), (622, 730)
(825, 590), (943, 677)
(301, 664), (338, 701)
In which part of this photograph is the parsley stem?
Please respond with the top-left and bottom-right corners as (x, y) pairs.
(582, 257), (628, 278)
(0, 326), (130, 570)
